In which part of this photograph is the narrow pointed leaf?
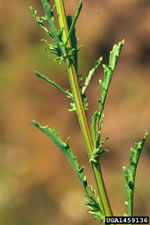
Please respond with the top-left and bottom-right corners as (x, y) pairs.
(34, 71), (72, 98)
(65, 1), (82, 46)
(67, 16), (78, 72)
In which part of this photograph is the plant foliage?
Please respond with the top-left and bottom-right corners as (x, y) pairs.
(123, 132), (148, 218)
(30, 0), (148, 223)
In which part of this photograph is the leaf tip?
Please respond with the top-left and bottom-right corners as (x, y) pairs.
(144, 131), (148, 138)
(122, 166), (127, 173)
(32, 120), (39, 128)
(34, 71), (39, 76)
(121, 39), (125, 45)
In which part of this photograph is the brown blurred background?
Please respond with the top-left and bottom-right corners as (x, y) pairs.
(0, 0), (150, 224)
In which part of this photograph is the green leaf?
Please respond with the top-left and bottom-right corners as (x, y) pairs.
(68, 93), (88, 112)
(40, 0), (66, 61)
(90, 146), (109, 164)
(99, 40), (124, 116)
(65, 1), (82, 46)
(40, 39), (62, 57)
(32, 121), (105, 220)
(30, 6), (53, 39)
(34, 72), (88, 113)
(83, 184), (104, 221)
(40, 0), (58, 42)
(32, 121), (105, 221)
(30, 2), (65, 61)
(68, 101), (76, 112)
(92, 111), (98, 149)
(100, 40), (124, 108)
(32, 120), (84, 184)
(82, 57), (103, 94)
(67, 16), (78, 72)
(95, 40), (124, 147)
(34, 71), (72, 98)
(123, 132), (148, 216)
(109, 40), (124, 72)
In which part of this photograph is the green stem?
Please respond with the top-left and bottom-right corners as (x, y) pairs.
(55, 0), (113, 220)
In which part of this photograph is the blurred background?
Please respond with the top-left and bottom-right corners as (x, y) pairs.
(0, 0), (150, 224)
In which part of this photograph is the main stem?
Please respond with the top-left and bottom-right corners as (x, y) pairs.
(55, 0), (113, 220)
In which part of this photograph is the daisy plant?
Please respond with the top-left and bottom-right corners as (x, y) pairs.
(30, 0), (148, 224)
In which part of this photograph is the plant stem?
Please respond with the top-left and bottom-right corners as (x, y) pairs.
(55, 0), (113, 220)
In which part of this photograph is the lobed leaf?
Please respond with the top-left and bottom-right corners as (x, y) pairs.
(99, 40), (124, 116)
(68, 93), (88, 112)
(32, 120), (84, 184)
(109, 40), (124, 72)
(123, 132), (148, 216)
(32, 120), (105, 221)
(82, 57), (103, 94)
(94, 40), (124, 149)
(30, 2), (65, 61)
(30, 6), (53, 39)
(83, 184), (105, 221)
(41, 0), (58, 42)
(41, 39), (62, 57)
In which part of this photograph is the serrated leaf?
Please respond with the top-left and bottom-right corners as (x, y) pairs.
(30, 1), (66, 62)
(32, 119), (104, 220)
(83, 183), (104, 221)
(95, 41), (124, 149)
(41, 0), (58, 42)
(32, 120), (84, 184)
(30, 6), (53, 39)
(129, 133), (148, 167)
(109, 40), (124, 72)
(41, 39), (62, 56)
(82, 57), (103, 94)
(40, 0), (66, 60)
(99, 40), (124, 115)
(123, 132), (148, 216)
